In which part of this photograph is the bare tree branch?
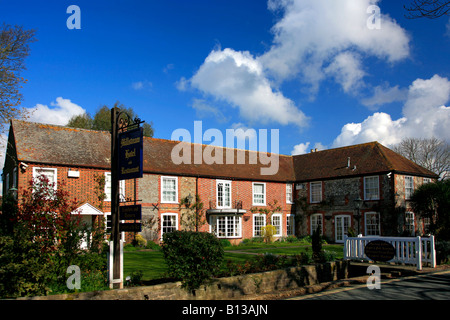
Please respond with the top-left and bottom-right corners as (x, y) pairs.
(404, 0), (450, 19)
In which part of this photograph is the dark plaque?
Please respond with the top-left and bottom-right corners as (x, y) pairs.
(364, 240), (396, 262)
(118, 127), (143, 180)
(119, 205), (142, 220)
(119, 223), (142, 233)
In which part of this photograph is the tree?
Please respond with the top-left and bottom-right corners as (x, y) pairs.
(391, 137), (449, 180)
(0, 24), (36, 132)
(411, 179), (450, 240)
(67, 101), (154, 137)
(404, 0), (450, 19)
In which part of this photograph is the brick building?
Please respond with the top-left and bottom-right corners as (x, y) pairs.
(2, 120), (438, 244)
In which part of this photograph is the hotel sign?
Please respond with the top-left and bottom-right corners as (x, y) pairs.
(118, 127), (143, 180)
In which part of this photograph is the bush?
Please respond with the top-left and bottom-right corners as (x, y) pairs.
(161, 231), (224, 290)
(132, 234), (147, 248)
(262, 225), (277, 243)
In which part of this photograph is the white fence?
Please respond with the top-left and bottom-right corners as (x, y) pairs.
(344, 235), (436, 270)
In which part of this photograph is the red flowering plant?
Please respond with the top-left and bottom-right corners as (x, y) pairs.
(17, 175), (82, 254)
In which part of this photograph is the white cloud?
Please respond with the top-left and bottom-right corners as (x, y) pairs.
(332, 75), (450, 147)
(132, 80), (152, 90)
(291, 141), (325, 155)
(261, 0), (410, 94)
(190, 48), (309, 127)
(324, 51), (366, 93)
(24, 97), (86, 126)
(361, 83), (408, 109)
(191, 98), (229, 123)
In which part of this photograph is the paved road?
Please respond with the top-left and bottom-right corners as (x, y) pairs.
(288, 270), (450, 300)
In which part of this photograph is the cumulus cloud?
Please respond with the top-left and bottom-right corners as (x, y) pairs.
(291, 141), (326, 155)
(182, 0), (410, 129)
(361, 83), (408, 109)
(261, 0), (410, 94)
(332, 75), (450, 147)
(190, 48), (309, 127)
(24, 97), (86, 126)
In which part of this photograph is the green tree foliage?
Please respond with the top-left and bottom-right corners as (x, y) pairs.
(161, 231), (224, 291)
(0, 24), (36, 132)
(67, 102), (154, 137)
(0, 175), (107, 298)
(411, 179), (450, 240)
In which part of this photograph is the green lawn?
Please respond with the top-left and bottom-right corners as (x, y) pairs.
(123, 244), (344, 281)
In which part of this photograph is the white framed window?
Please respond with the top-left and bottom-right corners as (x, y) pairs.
(216, 180), (231, 208)
(253, 213), (266, 237)
(310, 213), (323, 235)
(287, 214), (295, 236)
(365, 212), (380, 236)
(310, 181), (322, 203)
(405, 212), (415, 235)
(423, 178), (431, 185)
(104, 172), (125, 202)
(252, 182), (266, 206)
(161, 176), (178, 203)
(210, 215), (242, 238)
(405, 176), (414, 200)
(271, 213), (282, 237)
(364, 176), (379, 200)
(286, 183), (293, 204)
(161, 213), (178, 239)
(33, 167), (58, 191)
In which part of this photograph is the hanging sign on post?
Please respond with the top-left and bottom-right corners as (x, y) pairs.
(118, 127), (143, 180)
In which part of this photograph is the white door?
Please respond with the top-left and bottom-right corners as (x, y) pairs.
(335, 215), (351, 243)
(80, 215), (92, 249)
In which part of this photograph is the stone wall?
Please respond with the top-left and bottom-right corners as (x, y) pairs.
(19, 261), (348, 300)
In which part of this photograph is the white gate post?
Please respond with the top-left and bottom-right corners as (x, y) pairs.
(416, 236), (422, 271)
(430, 235), (436, 268)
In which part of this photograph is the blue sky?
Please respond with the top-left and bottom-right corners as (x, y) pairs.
(1, 0), (449, 158)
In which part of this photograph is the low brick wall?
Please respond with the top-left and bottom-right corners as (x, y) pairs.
(20, 261), (348, 300)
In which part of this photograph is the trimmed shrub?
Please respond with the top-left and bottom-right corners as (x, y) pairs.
(161, 231), (224, 290)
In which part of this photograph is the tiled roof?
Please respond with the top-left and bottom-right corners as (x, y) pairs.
(292, 141), (438, 181)
(10, 120), (294, 182)
(10, 120), (438, 182)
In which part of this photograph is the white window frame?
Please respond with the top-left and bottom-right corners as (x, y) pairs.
(310, 181), (322, 203)
(209, 215), (242, 238)
(310, 213), (323, 235)
(216, 180), (232, 209)
(104, 172), (125, 202)
(286, 183), (293, 204)
(161, 213), (178, 239)
(253, 213), (266, 237)
(335, 215), (351, 243)
(365, 212), (380, 236)
(271, 213), (282, 237)
(405, 212), (415, 236)
(423, 178), (431, 185)
(405, 176), (414, 200)
(252, 182), (266, 206)
(287, 214), (295, 236)
(33, 167), (58, 191)
(161, 176), (178, 204)
(364, 176), (379, 200)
